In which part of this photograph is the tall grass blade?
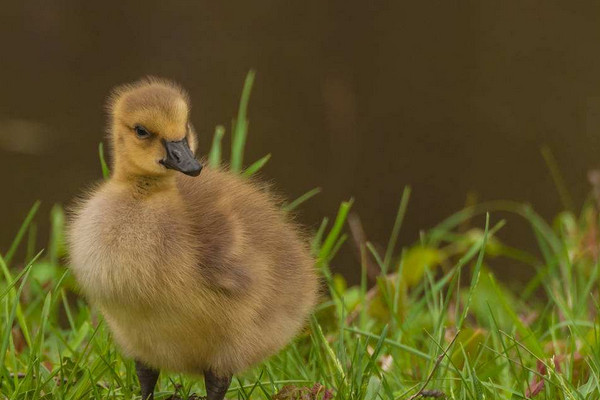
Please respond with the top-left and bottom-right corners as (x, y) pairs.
(98, 142), (110, 179)
(541, 145), (574, 212)
(283, 187), (322, 212)
(383, 187), (411, 274)
(318, 199), (354, 262)
(242, 154), (271, 178)
(4, 201), (41, 267)
(208, 125), (225, 168)
(231, 71), (256, 173)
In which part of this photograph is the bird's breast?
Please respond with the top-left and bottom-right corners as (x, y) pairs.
(69, 193), (198, 307)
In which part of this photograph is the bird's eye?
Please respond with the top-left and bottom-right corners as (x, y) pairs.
(134, 125), (151, 139)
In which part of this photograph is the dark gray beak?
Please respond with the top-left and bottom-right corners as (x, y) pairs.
(160, 139), (202, 177)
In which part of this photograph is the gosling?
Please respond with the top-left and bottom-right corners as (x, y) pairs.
(68, 77), (319, 400)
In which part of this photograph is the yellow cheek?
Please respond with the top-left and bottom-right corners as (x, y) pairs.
(124, 138), (166, 172)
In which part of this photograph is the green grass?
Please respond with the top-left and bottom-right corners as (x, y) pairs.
(2, 72), (600, 399)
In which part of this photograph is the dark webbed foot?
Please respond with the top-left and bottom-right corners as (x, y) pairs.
(135, 360), (160, 400)
(204, 370), (232, 400)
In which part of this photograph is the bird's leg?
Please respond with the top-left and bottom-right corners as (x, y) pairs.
(204, 369), (232, 400)
(135, 360), (160, 400)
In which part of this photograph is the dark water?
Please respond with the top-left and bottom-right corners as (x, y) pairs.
(2, 1), (600, 283)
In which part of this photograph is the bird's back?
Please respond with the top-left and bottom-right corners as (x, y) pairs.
(177, 166), (318, 305)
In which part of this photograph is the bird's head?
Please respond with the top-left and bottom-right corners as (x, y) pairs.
(107, 77), (202, 180)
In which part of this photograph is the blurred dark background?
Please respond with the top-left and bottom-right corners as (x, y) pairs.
(1, 1), (600, 283)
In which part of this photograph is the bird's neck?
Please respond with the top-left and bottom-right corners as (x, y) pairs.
(109, 152), (179, 196)
(112, 170), (178, 197)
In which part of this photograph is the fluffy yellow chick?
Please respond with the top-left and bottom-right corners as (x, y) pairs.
(68, 77), (318, 400)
